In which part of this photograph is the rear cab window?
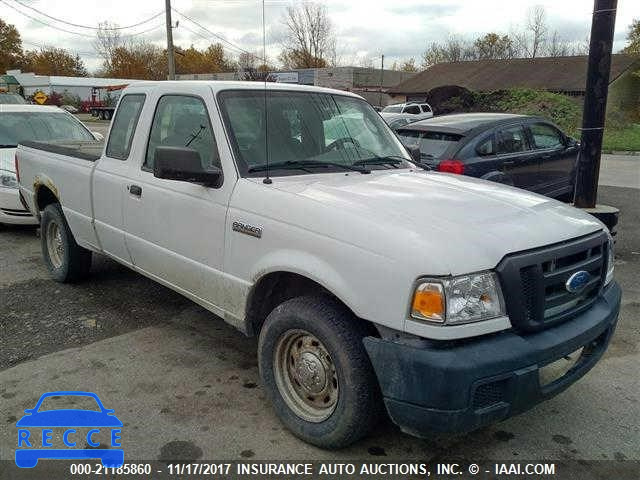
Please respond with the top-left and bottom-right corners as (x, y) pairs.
(106, 94), (146, 159)
(144, 95), (220, 171)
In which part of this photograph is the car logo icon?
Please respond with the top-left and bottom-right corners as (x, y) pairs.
(565, 271), (591, 293)
(15, 391), (123, 468)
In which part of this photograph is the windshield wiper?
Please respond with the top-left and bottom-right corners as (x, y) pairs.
(352, 156), (406, 169)
(248, 160), (370, 174)
(0, 144), (18, 148)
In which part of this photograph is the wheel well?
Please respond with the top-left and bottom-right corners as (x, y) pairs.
(36, 186), (58, 211)
(245, 272), (375, 337)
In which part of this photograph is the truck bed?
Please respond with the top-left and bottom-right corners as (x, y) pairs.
(19, 140), (104, 162)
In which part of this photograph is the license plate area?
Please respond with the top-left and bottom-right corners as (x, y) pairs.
(538, 347), (584, 387)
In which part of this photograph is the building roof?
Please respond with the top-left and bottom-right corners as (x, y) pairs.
(5, 70), (140, 88)
(389, 54), (639, 95)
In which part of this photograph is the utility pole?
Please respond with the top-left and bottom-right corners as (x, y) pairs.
(573, 0), (618, 231)
(379, 54), (384, 107)
(165, 0), (176, 80)
(574, 0), (617, 208)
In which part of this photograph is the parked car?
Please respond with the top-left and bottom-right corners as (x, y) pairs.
(382, 101), (433, 117)
(0, 105), (101, 226)
(0, 92), (27, 105)
(17, 82), (619, 449)
(396, 113), (580, 201)
(60, 104), (79, 114)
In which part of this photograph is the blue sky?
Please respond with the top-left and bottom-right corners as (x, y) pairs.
(2, 0), (638, 72)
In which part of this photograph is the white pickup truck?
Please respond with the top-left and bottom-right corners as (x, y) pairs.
(17, 81), (621, 448)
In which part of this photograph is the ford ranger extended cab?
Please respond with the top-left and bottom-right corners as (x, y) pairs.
(17, 81), (620, 448)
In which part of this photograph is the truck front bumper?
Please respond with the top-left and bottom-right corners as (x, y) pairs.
(363, 281), (621, 436)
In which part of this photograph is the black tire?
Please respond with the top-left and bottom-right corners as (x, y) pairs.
(258, 295), (383, 449)
(104, 110), (111, 121)
(41, 203), (92, 282)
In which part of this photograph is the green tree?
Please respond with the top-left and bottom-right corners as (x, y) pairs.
(23, 47), (88, 76)
(0, 18), (24, 73)
(106, 42), (166, 80)
(473, 33), (516, 60)
(622, 18), (639, 55)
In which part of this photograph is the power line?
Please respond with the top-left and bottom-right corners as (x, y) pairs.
(0, 0), (95, 37)
(171, 7), (253, 56)
(1, 0), (164, 41)
(9, 0), (164, 31)
(177, 23), (248, 57)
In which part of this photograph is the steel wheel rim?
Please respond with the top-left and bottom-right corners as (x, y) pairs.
(46, 220), (64, 269)
(274, 329), (339, 423)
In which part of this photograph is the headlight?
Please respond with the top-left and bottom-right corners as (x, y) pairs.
(0, 169), (18, 189)
(605, 235), (614, 286)
(411, 271), (505, 325)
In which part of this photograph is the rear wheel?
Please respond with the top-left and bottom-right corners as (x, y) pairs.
(41, 203), (92, 282)
(258, 295), (383, 448)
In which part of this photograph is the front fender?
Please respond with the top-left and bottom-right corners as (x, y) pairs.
(250, 249), (362, 317)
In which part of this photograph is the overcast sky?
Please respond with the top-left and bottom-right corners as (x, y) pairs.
(2, 0), (638, 73)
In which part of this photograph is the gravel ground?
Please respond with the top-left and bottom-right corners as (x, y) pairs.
(0, 184), (638, 474)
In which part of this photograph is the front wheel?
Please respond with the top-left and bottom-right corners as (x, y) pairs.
(41, 203), (92, 282)
(258, 295), (383, 449)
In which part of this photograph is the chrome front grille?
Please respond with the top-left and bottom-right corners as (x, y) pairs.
(497, 232), (608, 332)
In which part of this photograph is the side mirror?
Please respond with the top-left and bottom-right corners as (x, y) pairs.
(566, 136), (579, 148)
(406, 144), (422, 164)
(153, 146), (223, 187)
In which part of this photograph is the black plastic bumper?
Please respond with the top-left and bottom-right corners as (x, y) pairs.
(363, 281), (621, 437)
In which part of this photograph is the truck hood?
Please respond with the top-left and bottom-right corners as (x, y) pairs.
(262, 169), (604, 274)
(0, 147), (17, 173)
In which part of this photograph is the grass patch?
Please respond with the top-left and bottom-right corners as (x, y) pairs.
(602, 124), (640, 152)
(441, 88), (640, 152)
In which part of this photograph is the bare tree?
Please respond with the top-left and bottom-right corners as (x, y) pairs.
(94, 22), (122, 74)
(279, 2), (335, 69)
(515, 6), (548, 58)
(546, 31), (569, 57)
(421, 36), (475, 67)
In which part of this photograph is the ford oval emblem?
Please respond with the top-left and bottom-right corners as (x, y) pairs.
(565, 271), (591, 293)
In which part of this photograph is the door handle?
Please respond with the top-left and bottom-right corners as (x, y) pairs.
(128, 184), (142, 197)
(502, 160), (516, 166)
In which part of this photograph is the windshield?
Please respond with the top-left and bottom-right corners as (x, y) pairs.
(0, 111), (94, 147)
(219, 90), (411, 176)
(382, 105), (403, 113)
(0, 93), (27, 104)
(397, 129), (462, 160)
